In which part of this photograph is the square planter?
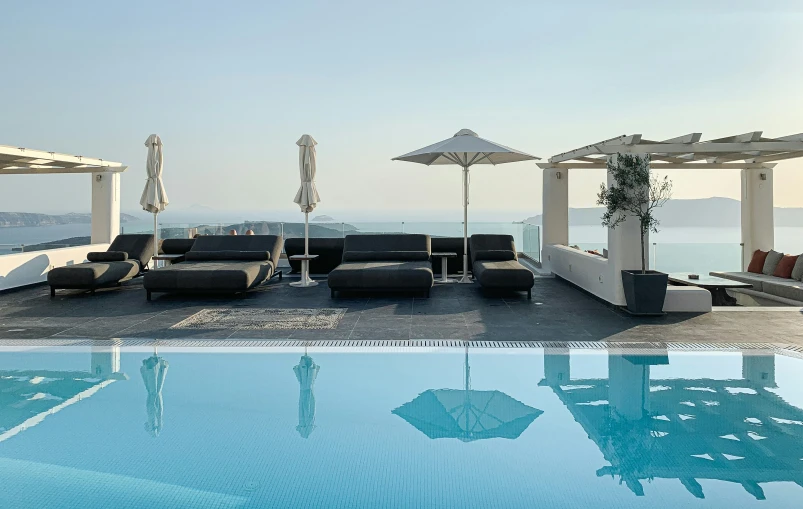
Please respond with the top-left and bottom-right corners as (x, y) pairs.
(621, 270), (668, 315)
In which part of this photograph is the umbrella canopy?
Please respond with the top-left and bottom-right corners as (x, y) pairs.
(392, 348), (542, 441)
(392, 388), (543, 441)
(140, 135), (169, 213)
(293, 354), (320, 438)
(140, 354), (169, 437)
(393, 129), (539, 282)
(294, 135), (320, 213)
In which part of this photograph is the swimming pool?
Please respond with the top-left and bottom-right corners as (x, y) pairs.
(1, 344), (802, 508)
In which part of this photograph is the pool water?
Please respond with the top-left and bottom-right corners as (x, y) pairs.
(1, 346), (802, 508)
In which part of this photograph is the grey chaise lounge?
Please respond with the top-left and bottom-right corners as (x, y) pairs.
(328, 234), (434, 297)
(48, 234), (155, 297)
(143, 235), (283, 301)
(469, 234), (534, 299)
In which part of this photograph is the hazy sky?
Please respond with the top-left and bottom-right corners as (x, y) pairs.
(1, 0), (802, 221)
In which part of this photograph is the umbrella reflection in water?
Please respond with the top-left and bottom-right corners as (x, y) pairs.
(393, 346), (542, 441)
(294, 348), (320, 438)
(140, 348), (169, 437)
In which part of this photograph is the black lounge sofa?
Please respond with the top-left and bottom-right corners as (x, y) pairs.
(285, 237), (344, 275)
(143, 235), (283, 300)
(48, 234), (155, 297)
(469, 234), (534, 299)
(328, 234), (434, 297)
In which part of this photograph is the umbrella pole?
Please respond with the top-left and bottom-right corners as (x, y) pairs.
(153, 212), (158, 270)
(459, 165), (472, 283)
(304, 210), (309, 256)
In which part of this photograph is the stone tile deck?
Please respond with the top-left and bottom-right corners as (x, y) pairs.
(0, 274), (801, 345)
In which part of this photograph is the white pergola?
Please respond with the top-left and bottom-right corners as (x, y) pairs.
(0, 144), (127, 244)
(536, 131), (803, 309)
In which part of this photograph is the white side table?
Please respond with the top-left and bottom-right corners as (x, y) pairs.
(289, 254), (319, 287)
(152, 254), (184, 269)
(432, 252), (457, 284)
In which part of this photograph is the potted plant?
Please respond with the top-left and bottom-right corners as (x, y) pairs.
(597, 153), (672, 314)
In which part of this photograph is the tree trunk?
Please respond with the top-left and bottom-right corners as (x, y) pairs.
(640, 229), (646, 274)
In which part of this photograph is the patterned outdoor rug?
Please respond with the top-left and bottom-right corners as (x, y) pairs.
(170, 308), (347, 330)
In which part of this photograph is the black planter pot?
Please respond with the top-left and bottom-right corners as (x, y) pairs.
(621, 270), (668, 315)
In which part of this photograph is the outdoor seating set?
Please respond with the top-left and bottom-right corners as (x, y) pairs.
(711, 248), (803, 305)
(47, 233), (535, 300)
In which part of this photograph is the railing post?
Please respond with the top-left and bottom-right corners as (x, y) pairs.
(652, 242), (657, 270)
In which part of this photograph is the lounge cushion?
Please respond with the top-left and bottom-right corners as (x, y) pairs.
(87, 251), (128, 262)
(793, 255), (803, 282)
(709, 271), (778, 292)
(342, 234), (431, 258)
(472, 260), (534, 290)
(184, 250), (270, 262)
(342, 250), (429, 262)
(762, 250), (784, 276)
(469, 235), (517, 265)
(107, 234), (155, 268)
(190, 235), (284, 268)
(762, 279), (803, 303)
(473, 249), (517, 262)
(328, 261), (434, 290)
(48, 260), (140, 288)
(747, 250), (768, 274)
(773, 254), (798, 279)
(160, 239), (195, 255)
(143, 261), (274, 292)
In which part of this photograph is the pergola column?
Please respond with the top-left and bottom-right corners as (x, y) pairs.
(541, 167), (569, 271)
(91, 172), (120, 244)
(741, 168), (774, 270)
(543, 347), (571, 386)
(605, 154), (650, 305)
(608, 354), (650, 421)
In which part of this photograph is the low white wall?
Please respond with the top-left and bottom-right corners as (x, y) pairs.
(544, 244), (711, 312)
(0, 244), (109, 292)
(544, 245), (612, 302)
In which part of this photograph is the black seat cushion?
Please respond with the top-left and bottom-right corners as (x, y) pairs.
(143, 261), (274, 292)
(472, 260), (534, 290)
(160, 239), (195, 255)
(469, 234), (517, 264)
(48, 260), (141, 288)
(87, 251), (128, 262)
(328, 261), (434, 290)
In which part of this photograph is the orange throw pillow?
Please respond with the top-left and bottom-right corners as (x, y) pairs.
(774, 254), (798, 278)
(747, 250), (768, 274)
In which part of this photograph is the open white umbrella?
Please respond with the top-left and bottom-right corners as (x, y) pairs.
(140, 135), (168, 268)
(292, 135), (321, 287)
(393, 129), (539, 282)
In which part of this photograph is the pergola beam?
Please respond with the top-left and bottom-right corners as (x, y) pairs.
(537, 162), (777, 170)
(0, 144), (124, 174)
(0, 165), (128, 175)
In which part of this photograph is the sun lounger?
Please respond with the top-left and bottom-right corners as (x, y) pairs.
(143, 235), (283, 300)
(48, 234), (155, 297)
(470, 234), (534, 299)
(328, 234), (434, 297)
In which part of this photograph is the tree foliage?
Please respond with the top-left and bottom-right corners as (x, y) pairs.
(597, 153), (672, 273)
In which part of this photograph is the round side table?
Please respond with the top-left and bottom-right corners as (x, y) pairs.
(289, 254), (319, 287)
(432, 252), (457, 284)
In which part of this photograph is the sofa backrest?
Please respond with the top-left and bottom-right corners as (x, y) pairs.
(108, 234), (155, 268)
(469, 234), (517, 264)
(190, 235), (283, 264)
(342, 234), (431, 263)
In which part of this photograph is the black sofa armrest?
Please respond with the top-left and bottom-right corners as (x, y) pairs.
(184, 250), (270, 261)
(343, 250), (429, 262)
(87, 251), (128, 262)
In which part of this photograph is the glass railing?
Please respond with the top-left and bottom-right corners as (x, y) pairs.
(653, 243), (742, 275)
(121, 221), (541, 263)
(0, 241), (90, 254)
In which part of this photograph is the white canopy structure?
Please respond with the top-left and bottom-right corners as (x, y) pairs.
(0, 145), (126, 175)
(394, 129), (540, 283)
(537, 131), (803, 311)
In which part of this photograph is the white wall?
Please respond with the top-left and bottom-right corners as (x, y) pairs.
(741, 168), (774, 270)
(543, 245), (611, 301)
(91, 172), (121, 244)
(0, 244), (109, 292)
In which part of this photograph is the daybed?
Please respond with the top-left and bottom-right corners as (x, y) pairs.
(48, 234), (154, 297)
(143, 235), (283, 300)
(328, 234), (434, 297)
(469, 234), (534, 299)
(712, 249), (803, 304)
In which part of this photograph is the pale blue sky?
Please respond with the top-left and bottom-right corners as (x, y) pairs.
(1, 0), (802, 221)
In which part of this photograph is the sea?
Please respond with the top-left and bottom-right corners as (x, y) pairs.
(2, 222), (802, 276)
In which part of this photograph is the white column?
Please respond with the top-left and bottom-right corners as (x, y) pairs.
(605, 154), (650, 305)
(742, 352), (776, 388)
(741, 168), (774, 270)
(541, 167), (569, 272)
(608, 354), (650, 421)
(91, 172), (120, 244)
(543, 347), (570, 386)
(90, 345), (121, 377)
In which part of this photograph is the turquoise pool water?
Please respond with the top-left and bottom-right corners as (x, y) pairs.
(1, 346), (802, 508)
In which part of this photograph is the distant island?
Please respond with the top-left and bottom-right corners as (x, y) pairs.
(0, 212), (138, 228)
(523, 197), (803, 228)
(312, 215), (335, 222)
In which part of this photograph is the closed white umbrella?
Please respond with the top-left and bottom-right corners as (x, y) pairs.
(393, 129), (539, 283)
(140, 135), (168, 267)
(293, 352), (320, 438)
(140, 350), (169, 437)
(292, 135), (321, 287)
